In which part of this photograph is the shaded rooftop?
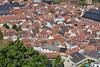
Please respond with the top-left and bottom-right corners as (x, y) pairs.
(83, 51), (100, 59)
(0, 2), (25, 10)
(70, 52), (85, 63)
(83, 9), (100, 22)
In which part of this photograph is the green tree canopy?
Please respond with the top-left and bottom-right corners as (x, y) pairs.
(78, 0), (86, 5)
(3, 23), (10, 29)
(0, 39), (64, 67)
(0, 30), (3, 40)
(52, 56), (64, 67)
(53, 0), (61, 4)
(12, 25), (22, 32)
(0, 39), (48, 67)
(93, 0), (100, 3)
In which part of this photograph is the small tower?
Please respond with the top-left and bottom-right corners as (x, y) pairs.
(86, 0), (92, 5)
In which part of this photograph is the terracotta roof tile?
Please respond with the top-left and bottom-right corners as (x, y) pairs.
(10, 9), (23, 15)
(41, 52), (60, 59)
(0, 15), (27, 23)
(22, 38), (32, 47)
(65, 47), (80, 55)
(84, 45), (97, 51)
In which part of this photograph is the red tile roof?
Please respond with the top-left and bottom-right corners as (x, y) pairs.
(41, 52), (60, 59)
(22, 38), (32, 47)
(84, 45), (97, 51)
(65, 47), (80, 55)
(10, 9), (23, 15)
(0, 15), (27, 23)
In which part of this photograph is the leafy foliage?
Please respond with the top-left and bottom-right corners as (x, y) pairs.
(0, 30), (3, 40)
(52, 56), (64, 67)
(12, 25), (22, 32)
(53, 0), (61, 4)
(78, 0), (100, 5)
(3, 23), (10, 29)
(0, 39), (48, 67)
(78, 0), (86, 5)
(93, 0), (100, 3)
(0, 39), (64, 67)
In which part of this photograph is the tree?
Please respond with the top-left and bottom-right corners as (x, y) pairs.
(12, 25), (22, 32)
(93, 0), (100, 3)
(0, 30), (3, 40)
(3, 23), (10, 29)
(0, 39), (64, 67)
(78, 0), (86, 5)
(52, 56), (64, 67)
(53, 0), (61, 4)
(0, 39), (48, 67)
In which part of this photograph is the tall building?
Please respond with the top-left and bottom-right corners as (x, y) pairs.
(86, 0), (92, 5)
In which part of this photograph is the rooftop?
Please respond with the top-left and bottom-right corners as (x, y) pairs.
(83, 51), (100, 59)
(70, 52), (85, 63)
(83, 9), (100, 22)
(0, 2), (25, 10)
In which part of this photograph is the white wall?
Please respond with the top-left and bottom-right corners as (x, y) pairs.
(91, 63), (100, 67)
(62, 56), (76, 67)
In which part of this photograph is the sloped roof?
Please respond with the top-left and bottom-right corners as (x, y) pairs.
(41, 45), (60, 52)
(83, 9), (100, 22)
(59, 48), (67, 53)
(83, 51), (100, 59)
(0, 2), (25, 10)
(41, 52), (60, 59)
(70, 52), (85, 63)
